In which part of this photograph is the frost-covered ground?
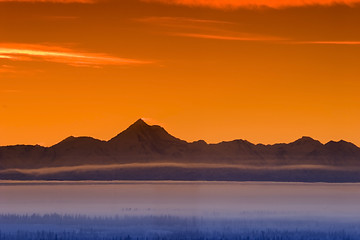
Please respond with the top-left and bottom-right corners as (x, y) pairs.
(0, 181), (359, 239)
(0, 214), (359, 240)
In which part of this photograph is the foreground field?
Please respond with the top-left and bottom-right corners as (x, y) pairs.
(0, 214), (359, 240)
(1, 181), (359, 239)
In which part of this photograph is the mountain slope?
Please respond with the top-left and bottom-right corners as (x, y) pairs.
(0, 119), (359, 170)
(108, 119), (188, 161)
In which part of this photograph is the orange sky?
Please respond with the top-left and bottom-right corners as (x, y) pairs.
(1, 0), (360, 146)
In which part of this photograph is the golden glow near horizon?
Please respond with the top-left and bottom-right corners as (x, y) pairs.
(1, 0), (360, 146)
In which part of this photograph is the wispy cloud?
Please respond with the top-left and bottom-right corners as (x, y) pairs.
(296, 41), (360, 45)
(0, 64), (15, 73)
(138, 17), (360, 44)
(137, 16), (287, 42)
(0, 0), (95, 3)
(143, 0), (360, 9)
(137, 16), (233, 26)
(0, 43), (152, 67)
(3, 0), (359, 7)
(173, 33), (286, 41)
(0, 55), (13, 59)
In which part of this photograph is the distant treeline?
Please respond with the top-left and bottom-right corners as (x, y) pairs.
(0, 214), (359, 240)
(0, 229), (355, 240)
(0, 214), (195, 227)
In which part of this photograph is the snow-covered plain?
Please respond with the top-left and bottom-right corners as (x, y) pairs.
(0, 181), (359, 239)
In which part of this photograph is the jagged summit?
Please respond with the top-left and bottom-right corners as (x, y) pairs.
(53, 136), (103, 146)
(112, 118), (153, 137)
(110, 119), (151, 140)
(51, 136), (104, 152)
(325, 139), (359, 151)
(299, 136), (317, 141)
(108, 118), (184, 145)
(292, 136), (323, 146)
(130, 118), (149, 127)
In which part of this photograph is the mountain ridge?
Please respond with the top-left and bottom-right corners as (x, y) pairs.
(0, 119), (359, 172)
(2, 119), (357, 148)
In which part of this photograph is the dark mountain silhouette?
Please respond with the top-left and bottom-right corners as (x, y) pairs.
(0, 119), (359, 182)
(108, 119), (188, 159)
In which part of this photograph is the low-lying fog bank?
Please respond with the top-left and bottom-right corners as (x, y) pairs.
(1, 181), (360, 218)
(1, 163), (360, 182)
(1, 182), (359, 239)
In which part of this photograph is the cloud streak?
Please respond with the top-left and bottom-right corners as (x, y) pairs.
(172, 34), (360, 44)
(139, 17), (360, 44)
(0, 0), (94, 3)
(297, 41), (360, 45)
(138, 16), (287, 42)
(137, 16), (233, 26)
(173, 32), (286, 41)
(144, 0), (360, 8)
(5, 0), (360, 7)
(0, 43), (152, 67)
(0, 65), (15, 73)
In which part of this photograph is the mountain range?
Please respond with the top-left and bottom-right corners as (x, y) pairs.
(1, 119), (359, 182)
